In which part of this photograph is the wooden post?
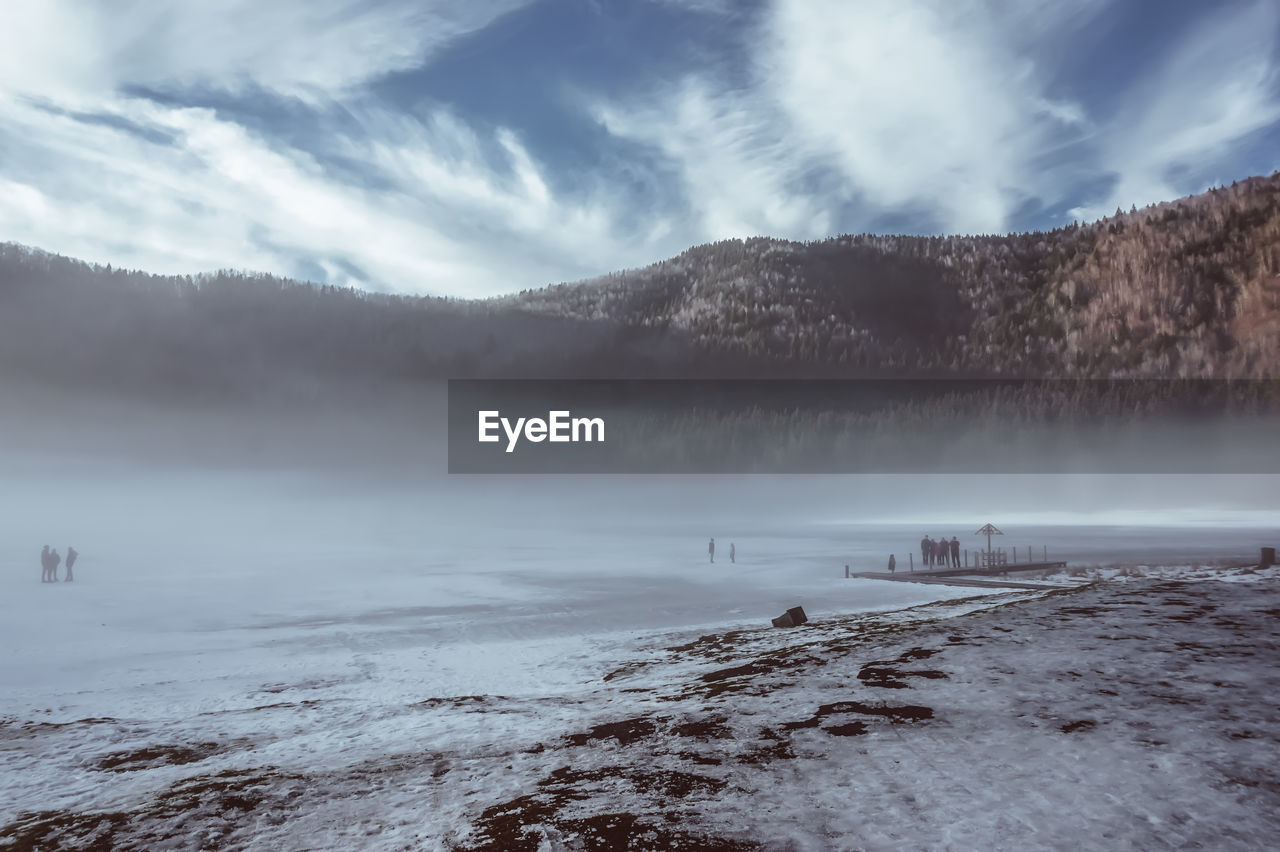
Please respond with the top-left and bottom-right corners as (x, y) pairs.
(909, 552), (914, 572)
(965, 549), (969, 567)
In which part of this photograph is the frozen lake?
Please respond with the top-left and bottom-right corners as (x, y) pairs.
(1, 462), (1277, 847)
(2, 464), (1272, 718)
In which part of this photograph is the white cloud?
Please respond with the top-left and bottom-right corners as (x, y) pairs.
(598, 0), (1102, 241)
(0, 0), (530, 101)
(1070, 0), (1280, 220)
(765, 0), (1031, 232)
(0, 91), (666, 297)
(1, 0), (1278, 299)
(597, 82), (832, 239)
(599, 0), (1280, 242)
(0, 0), (688, 296)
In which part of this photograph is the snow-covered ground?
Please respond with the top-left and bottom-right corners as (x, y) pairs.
(921, 562), (1277, 589)
(1, 467), (1277, 849)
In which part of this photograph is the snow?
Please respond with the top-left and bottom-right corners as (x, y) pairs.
(1, 468), (1277, 849)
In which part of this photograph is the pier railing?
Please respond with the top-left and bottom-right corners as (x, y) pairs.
(905, 545), (1051, 572)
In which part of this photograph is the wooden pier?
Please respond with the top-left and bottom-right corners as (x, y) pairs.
(854, 573), (1072, 591)
(852, 525), (1071, 588)
(847, 560), (1069, 590)
(898, 561), (1065, 579)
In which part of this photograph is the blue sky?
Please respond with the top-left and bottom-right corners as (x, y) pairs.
(1, 0), (1278, 298)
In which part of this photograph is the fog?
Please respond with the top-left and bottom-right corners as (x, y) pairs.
(3, 381), (1277, 585)
(5, 447), (1275, 669)
(4, 385), (1277, 840)
(5, 444), (1278, 624)
(3, 380), (1277, 676)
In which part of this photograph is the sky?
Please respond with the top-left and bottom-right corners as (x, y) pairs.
(1, 0), (1278, 299)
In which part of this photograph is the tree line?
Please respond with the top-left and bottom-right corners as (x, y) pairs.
(1, 173), (1277, 402)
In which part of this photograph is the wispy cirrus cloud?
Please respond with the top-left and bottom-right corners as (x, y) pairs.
(0, 0), (677, 296)
(0, 0), (529, 100)
(1070, 0), (1280, 220)
(595, 0), (1280, 240)
(0, 91), (658, 296)
(1, 0), (1279, 297)
(596, 82), (834, 240)
(599, 0), (1107, 238)
(761, 0), (1105, 234)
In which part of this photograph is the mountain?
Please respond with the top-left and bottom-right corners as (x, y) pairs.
(505, 174), (1280, 378)
(2, 174), (1278, 399)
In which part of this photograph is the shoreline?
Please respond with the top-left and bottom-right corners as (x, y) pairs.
(3, 566), (1278, 849)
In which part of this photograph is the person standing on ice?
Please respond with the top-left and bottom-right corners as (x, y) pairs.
(888, 554), (896, 574)
(708, 538), (715, 563)
(730, 543), (735, 564)
(950, 536), (960, 568)
(40, 546), (51, 582)
(64, 546), (78, 582)
(49, 548), (61, 581)
(935, 538), (946, 567)
(920, 535), (930, 568)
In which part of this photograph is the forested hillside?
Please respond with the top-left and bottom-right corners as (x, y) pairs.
(2, 173), (1277, 399)
(0, 250), (689, 397)
(508, 173), (1280, 378)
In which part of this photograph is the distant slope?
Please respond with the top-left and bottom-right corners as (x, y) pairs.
(1, 174), (1277, 398)
(0, 249), (690, 397)
(504, 173), (1280, 378)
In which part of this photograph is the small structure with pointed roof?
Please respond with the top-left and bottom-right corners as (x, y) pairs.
(975, 523), (1004, 564)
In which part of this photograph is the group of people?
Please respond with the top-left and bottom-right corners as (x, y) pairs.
(40, 545), (78, 582)
(921, 535), (961, 569)
(708, 538), (736, 564)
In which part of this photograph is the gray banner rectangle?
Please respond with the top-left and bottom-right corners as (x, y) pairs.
(447, 379), (1280, 473)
